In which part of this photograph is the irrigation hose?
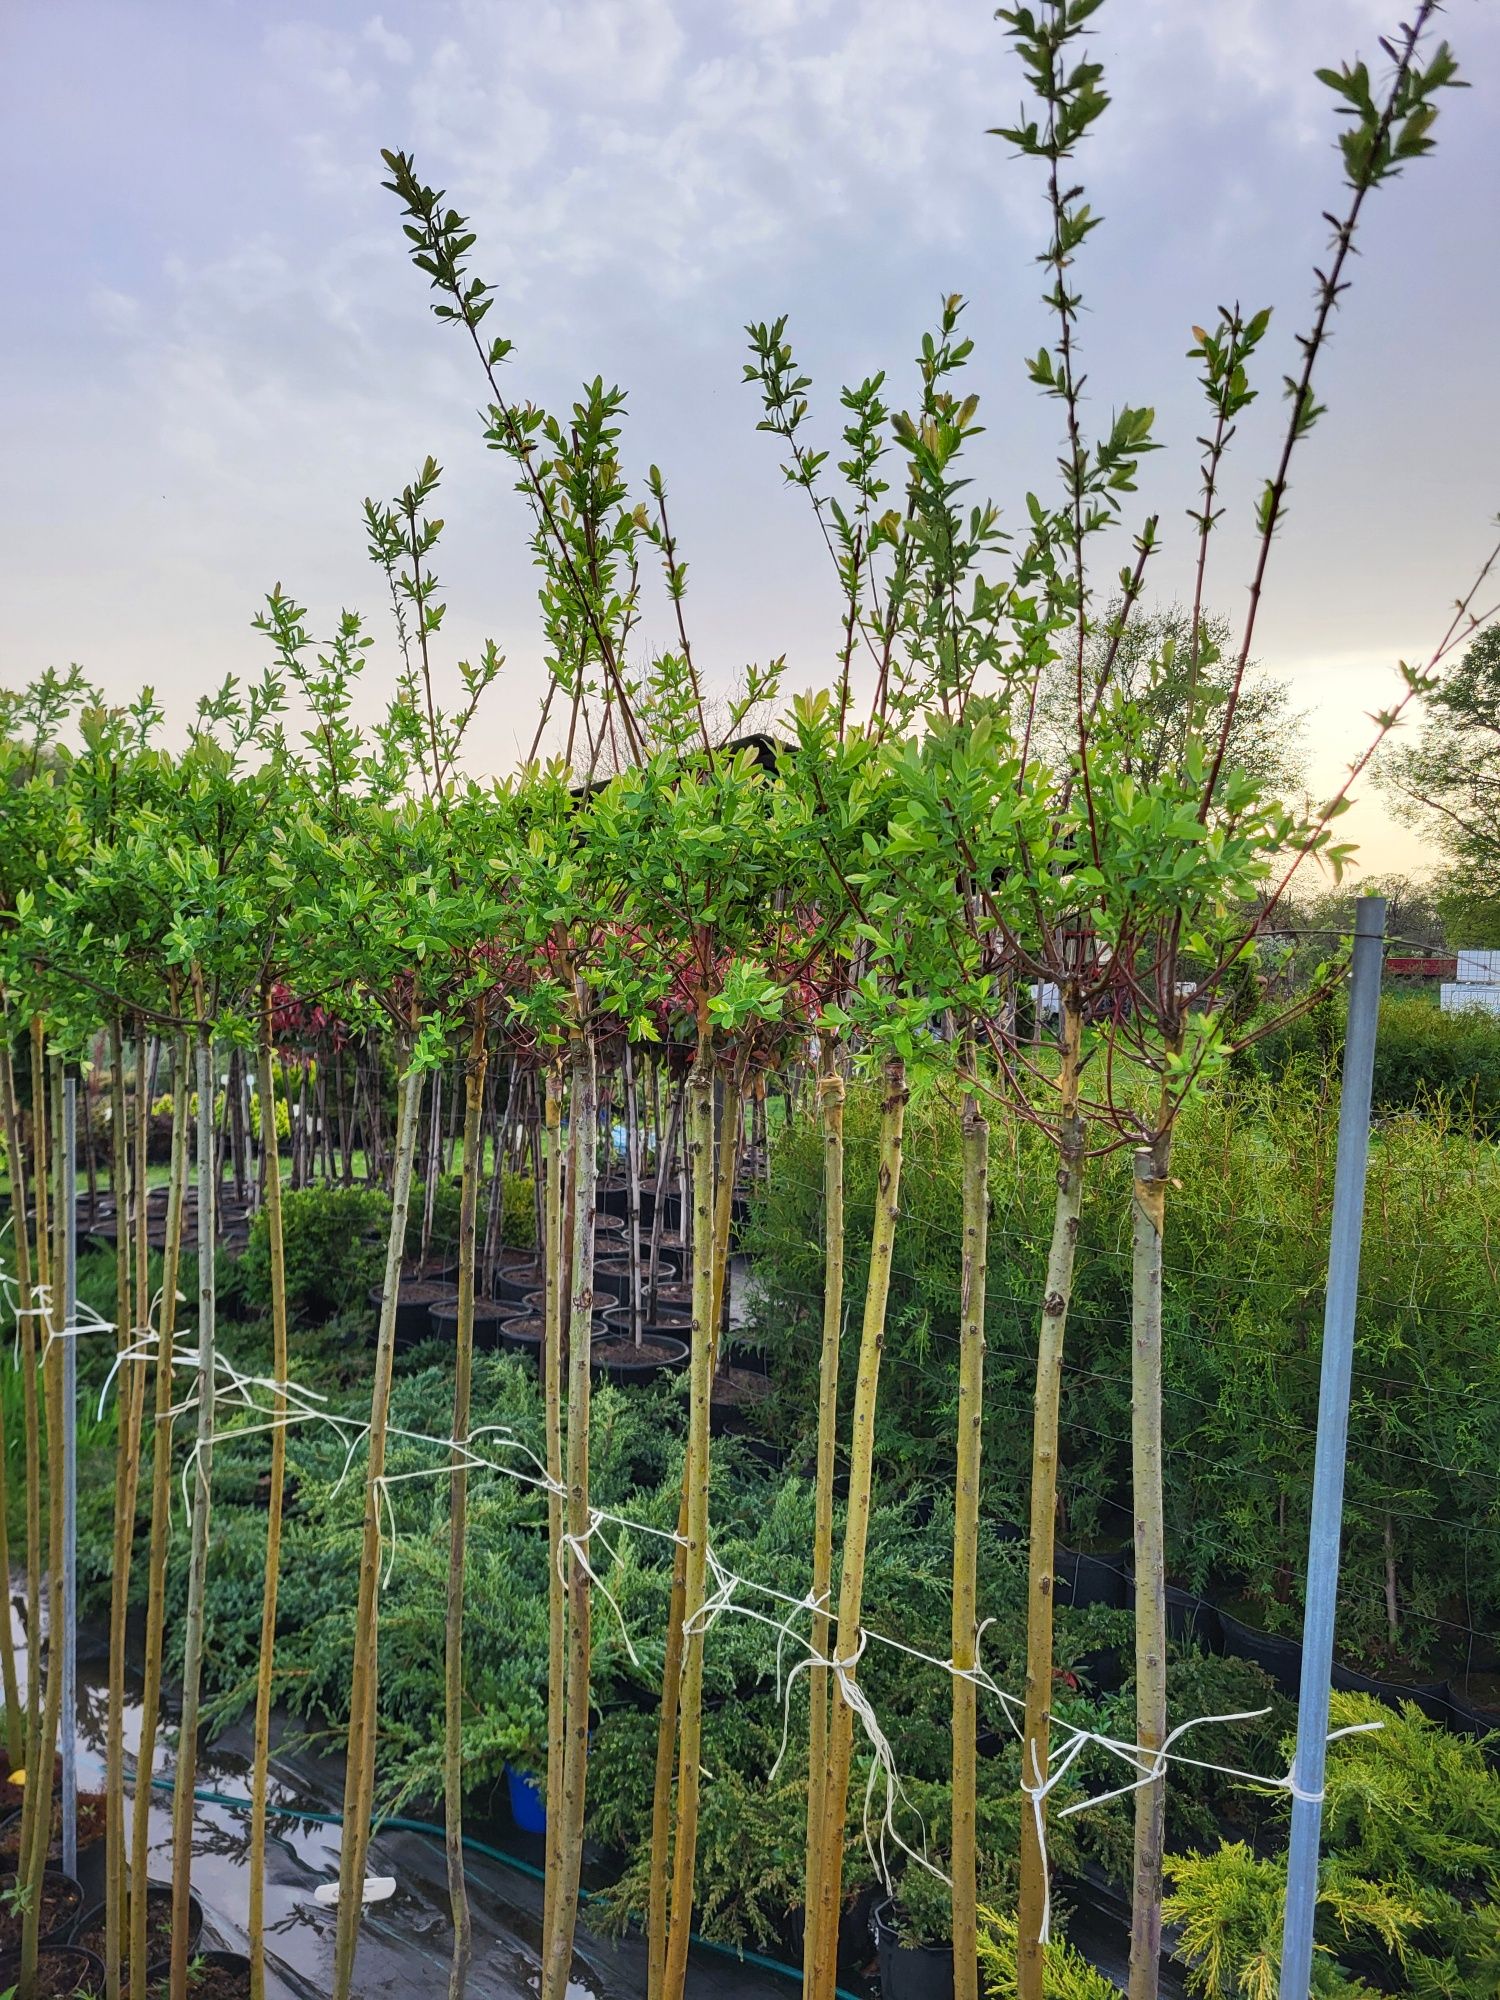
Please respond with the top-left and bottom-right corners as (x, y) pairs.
(150, 1776), (864, 2000)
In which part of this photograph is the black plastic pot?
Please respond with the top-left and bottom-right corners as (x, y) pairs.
(1053, 1543), (1129, 1611)
(71, 1880), (203, 1974)
(590, 1331), (689, 1386)
(597, 1181), (631, 1222)
(367, 1277), (458, 1349)
(502, 1309), (605, 1368)
(638, 1187), (683, 1232)
(871, 1898), (955, 2000)
(192, 1950), (253, 1994)
(774, 1881), (882, 1982)
(0, 1803), (108, 1905)
(710, 1365), (774, 1437)
(0, 1867), (83, 1948)
(494, 1260), (545, 1305)
(724, 1340), (769, 1377)
(0, 1944), (106, 1995)
(590, 1255), (637, 1303)
(601, 1304), (691, 1345)
(427, 1296), (515, 1351)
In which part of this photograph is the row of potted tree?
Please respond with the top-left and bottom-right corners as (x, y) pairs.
(0, 5), (1483, 1998)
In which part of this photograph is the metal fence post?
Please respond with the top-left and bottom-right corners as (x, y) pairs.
(1278, 895), (1386, 1998)
(61, 1076), (78, 1877)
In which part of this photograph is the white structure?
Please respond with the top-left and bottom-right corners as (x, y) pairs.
(1455, 948), (1500, 985)
(1441, 982), (1500, 1016)
(1441, 947), (1500, 1015)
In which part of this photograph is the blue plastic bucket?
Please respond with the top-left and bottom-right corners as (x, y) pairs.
(504, 1762), (547, 1834)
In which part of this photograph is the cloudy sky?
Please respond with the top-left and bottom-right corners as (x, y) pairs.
(5, 0), (1497, 875)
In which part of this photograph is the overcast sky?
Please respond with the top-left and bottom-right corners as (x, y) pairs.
(4, 0), (1497, 878)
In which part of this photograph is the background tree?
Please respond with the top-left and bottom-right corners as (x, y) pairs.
(1383, 626), (1500, 941)
(1033, 602), (1307, 798)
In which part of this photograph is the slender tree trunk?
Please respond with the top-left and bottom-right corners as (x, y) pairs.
(331, 1060), (423, 2000)
(1017, 995), (1085, 2000)
(710, 1076), (739, 1346)
(647, 1079), (684, 1319)
(0, 1023), (29, 1767)
(802, 1046), (845, 1994)
(22, 1064), (67, 1984)
(951, 1084), (990, 2000)
(479, 1062), (504, 1298)
(445, 1014), (489, 2000)
(541, 1066), (566, 1955)
(169, 1022), (218, 2000)
(624, 1045), (643, 1347)
(17, 1018), (50, 1925)
(421, 1073), (441, 1266)
(1127, 1140), (1169, 2000)
(249, 997), (291, 2000)
(660, 1053), (718, 2000)
(23, 1055), (67, 1989)
(644, 1067), (697, 2000)
(539, 1034), (598, 2000)
(809, 1054), (909, 2000)
(102, 1021), (135, 2000)
(130, 1041), (189, 1998)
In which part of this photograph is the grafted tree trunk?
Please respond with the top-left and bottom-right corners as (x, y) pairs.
(660, 1053), (718, 2000)
(802, 1046), (845, 1996)
(331, 1059), (423, 2000)
(131, 1039), (189, 1998)
(0, 1019), (30, 1767)
(539, 1033), (598, 2000)
(102, 1020), (138, 2000)
(1127, 1138), (1170, 2000)
(1017, 993), (1086, 2000)
(951, 1084), (989, 2000)
(249, 997), (290, 2000)
(19, 1043), (61, 1994)
(445, 1013), (489, 2000)
(808, 1054), (909, 2000)
(169, 1022), (219, 2000)
(541, 1065), (566, 1955)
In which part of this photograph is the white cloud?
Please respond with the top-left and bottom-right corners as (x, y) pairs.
(263, 20), (381, 114)
(363, 13), (413, 65)
(89, 286), (142, 335)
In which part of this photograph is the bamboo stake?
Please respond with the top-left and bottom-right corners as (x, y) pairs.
(809, 1053), (909, 2000)
(331, 1060), (423, 2000)
(130, 1039), (189, 1998)
(249, 995), (290, 2000)
(169, 1020), (218, 2000)
(952, 1084), (990, 2000)
(1016, 993), (1085, 2000)
(802, 1047), (845, 1994)
(539, 1034), (598, 2000)
(445, 1013), (488, 2000)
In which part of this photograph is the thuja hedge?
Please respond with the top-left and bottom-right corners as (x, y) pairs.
(1245, 990), (1500, 1132)
(740, 1067), (1500, 1674)
(118, 1335), (1286, 1955)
